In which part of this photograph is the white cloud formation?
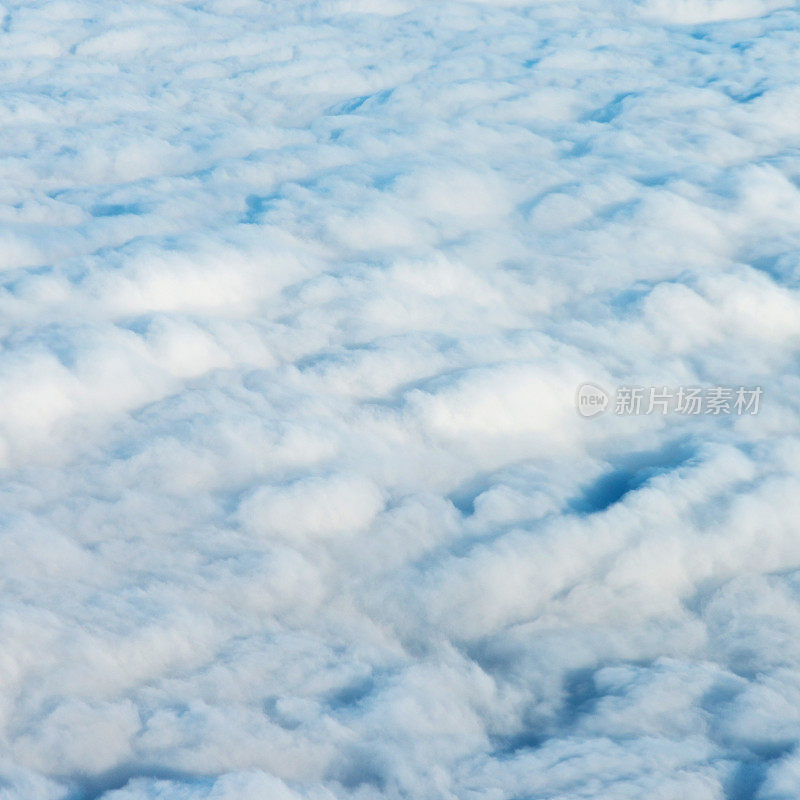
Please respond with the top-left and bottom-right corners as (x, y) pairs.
(0, 0), (799, 798)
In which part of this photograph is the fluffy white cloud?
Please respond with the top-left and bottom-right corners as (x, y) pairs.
(0, 0), (799, 798)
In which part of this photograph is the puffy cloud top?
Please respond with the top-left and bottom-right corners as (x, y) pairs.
(1, 0), (800, 798)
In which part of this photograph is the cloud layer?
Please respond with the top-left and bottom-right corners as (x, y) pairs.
(1, 0), (800, 798)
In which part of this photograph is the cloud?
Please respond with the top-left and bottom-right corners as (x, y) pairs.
(1, 0), (799, 798)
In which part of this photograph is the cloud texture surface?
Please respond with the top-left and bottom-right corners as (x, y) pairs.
(1, 0), (800, 798)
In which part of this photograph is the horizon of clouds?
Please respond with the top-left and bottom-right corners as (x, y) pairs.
(1, 0), (800, 799)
